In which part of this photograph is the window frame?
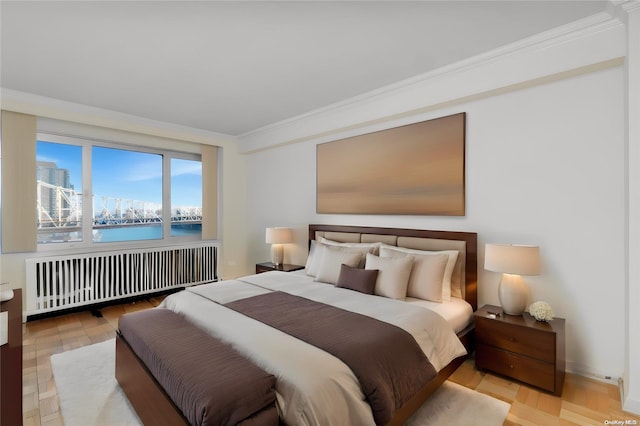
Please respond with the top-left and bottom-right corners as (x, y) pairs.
(36, 132), (203, 252)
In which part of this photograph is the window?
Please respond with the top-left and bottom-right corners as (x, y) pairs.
(36, 135), (202, 247)
(36, 141), (83, 244)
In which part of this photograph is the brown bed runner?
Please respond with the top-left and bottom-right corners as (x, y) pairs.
(225, 291), (437, 425)
(118, 308), (277, 426)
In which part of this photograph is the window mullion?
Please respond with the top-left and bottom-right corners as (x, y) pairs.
(163, 155), (171, 239)
(82, 143), (93, 246)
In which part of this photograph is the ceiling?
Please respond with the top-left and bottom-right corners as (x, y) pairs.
(1, 1), (609, 137)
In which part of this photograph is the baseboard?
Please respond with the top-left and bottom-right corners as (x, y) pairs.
(566, 368), (640, 415)
(565, 361), (619, 386)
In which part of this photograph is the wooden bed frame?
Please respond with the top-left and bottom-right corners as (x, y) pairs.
(308, 225), (477, 425)
(116, 224), (477, 426)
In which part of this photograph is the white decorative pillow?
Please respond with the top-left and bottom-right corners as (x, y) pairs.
(319, 238), (382, 255)
(365, 253), (413, 300)
(314, 246), (363, 285)
(379, 246), (459, 301)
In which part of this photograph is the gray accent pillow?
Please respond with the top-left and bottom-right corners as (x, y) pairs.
(336, 264), (379, 295)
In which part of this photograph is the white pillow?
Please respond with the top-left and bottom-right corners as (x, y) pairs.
(405, 253), (449, 302)
(314, 246), (363, 285)
(305, 240), (319, 276)
(319, 237), (382, 255)
(365, 253), (413, 300)
(308, 240), (374, 275)
(379, 246), (459, 301)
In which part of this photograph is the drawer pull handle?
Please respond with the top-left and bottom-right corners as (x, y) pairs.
(509, 337), (516, 342)
(510, 365), (514, 369)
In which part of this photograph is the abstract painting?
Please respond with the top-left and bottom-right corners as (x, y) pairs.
(317, 112), (465, 215)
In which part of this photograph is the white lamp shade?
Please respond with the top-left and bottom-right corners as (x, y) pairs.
(265, 227), (293, 244)
(484, 244), (541, 276)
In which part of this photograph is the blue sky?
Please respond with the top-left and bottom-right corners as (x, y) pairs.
(37, 141), (202, 210)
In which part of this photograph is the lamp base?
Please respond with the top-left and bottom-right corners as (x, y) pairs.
(498, 273), (528, 315)
(270, 244), (284, 266)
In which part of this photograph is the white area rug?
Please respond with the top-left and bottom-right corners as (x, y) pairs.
(52, 339), (509, 426)
(51, 339), (142, 426)
(405, 381), (510, 426)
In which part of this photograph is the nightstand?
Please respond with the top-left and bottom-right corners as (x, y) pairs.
(255, 262), (305, 274)
(474, 304), (565, 395)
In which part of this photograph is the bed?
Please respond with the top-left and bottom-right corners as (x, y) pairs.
(115, 224), (478, 426)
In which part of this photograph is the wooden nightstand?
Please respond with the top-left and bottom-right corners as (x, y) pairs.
(255, 262), (305, 274)
(474, 304), (565, 395)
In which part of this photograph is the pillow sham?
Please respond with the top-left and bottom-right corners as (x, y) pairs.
(319, 237), (382, 255)
(308, 241), (374, 276)
(379, 246), (459, 301)
(314, 247), (363, 285)
(405, 253), (449, 302)
(365, 253), (413, 300)
(336, 264), (379, 295)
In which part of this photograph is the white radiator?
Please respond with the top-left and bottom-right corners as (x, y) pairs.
(25, 243), (218, 317)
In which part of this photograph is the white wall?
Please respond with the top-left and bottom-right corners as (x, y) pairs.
(244, 26), (628, 381)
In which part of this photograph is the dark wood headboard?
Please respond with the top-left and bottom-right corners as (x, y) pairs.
(309, 224), (477, 311)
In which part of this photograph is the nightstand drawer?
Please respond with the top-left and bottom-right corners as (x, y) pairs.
(476, 317), (555, 363)
(476, 343), (555, 392)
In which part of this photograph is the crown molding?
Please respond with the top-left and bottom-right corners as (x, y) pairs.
(238, 11), (624, 153)
(621, 0), (640, 13)
(0, 88), (237, 147)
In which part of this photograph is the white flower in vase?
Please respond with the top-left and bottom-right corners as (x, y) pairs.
(529, 301), (554, 322)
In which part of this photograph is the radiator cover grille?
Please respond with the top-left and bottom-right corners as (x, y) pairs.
(26, 244), (217, 316)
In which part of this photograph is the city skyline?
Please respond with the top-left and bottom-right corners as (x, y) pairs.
(36, 141), (202, 210)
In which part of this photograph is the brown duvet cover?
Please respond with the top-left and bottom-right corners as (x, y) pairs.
(118, 308), (277, 426)
(225, 291), (438, 425)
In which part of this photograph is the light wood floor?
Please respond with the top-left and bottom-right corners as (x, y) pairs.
(22, 298), (640, 426)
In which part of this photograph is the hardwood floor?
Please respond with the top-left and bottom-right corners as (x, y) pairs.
(449, 360), (640, 426)
(22, 297), (166, 426)
(22, 299), (640, 426)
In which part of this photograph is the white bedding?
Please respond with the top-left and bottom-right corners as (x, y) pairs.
(160, 271), (467, 426)
(289, 268), (474, 334)
(404, 296), (473, 333)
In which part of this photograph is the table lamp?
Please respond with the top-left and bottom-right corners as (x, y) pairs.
(484, 243), (541, 315)
(265, 227), (293, 266)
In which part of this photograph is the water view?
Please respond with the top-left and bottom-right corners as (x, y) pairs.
(94, 224), (202, 243)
